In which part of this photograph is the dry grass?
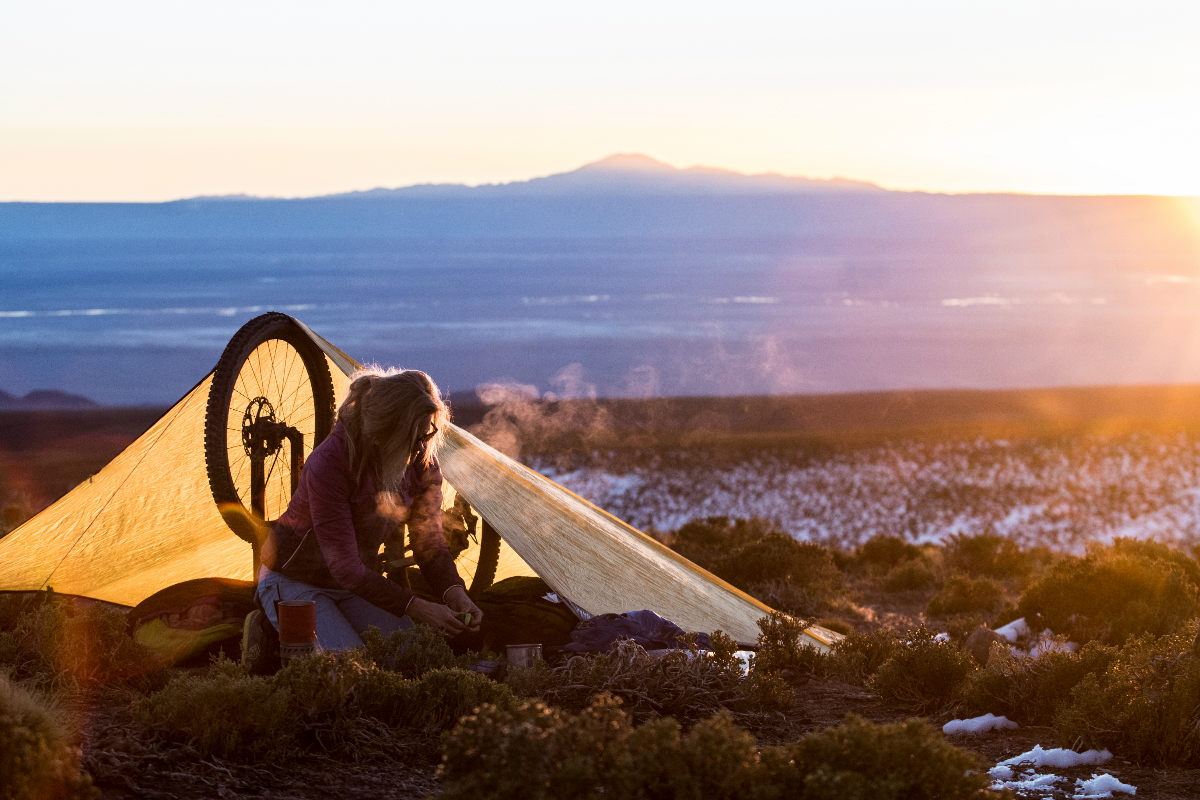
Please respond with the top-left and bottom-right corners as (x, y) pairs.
(508, 631), (793, 720)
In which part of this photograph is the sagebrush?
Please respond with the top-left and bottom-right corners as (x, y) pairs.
(827, 628), (904, 686)
(133, 627), (515, 760)
(1, 595), (167, 691)
(439, 696), (999, 800)
(944, 532), (1034, 581)
(882, 558), (938, 592)
(1054, 629), (1200, 766)
(752, 612), (830, 678)
(962, 640), (1116, 726)
(926, 575), (1004, 618)
(0, 674), (96, 800)
(868, 625), (975, 711)
(1016, 539), (1200, 644)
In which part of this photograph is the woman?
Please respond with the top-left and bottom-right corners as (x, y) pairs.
(256, 368), (483, 650)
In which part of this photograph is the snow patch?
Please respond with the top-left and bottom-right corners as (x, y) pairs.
(991, 768), (1066, 792)
(1074, 773), (1136, 797)
(988, 765), (1015, 781)
(943, 713), (1019, 735)
(995, 617), (1030, 643)
(997, 745), (1112, 770)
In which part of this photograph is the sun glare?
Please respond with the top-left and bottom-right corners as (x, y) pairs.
(1178, 198), (1200, 232)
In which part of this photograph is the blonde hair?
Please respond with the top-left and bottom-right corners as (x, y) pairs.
(337, 367), (448, 491)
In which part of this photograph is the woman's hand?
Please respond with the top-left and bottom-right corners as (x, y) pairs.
(444, 585), (484, 634)
(406, 597), (468, 636)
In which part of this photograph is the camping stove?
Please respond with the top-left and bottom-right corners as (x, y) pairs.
(277, 599), (320, 662)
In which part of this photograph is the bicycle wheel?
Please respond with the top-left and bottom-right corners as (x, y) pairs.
(205, 313), (337, 545)
(392, 496), (502, 596)
(469, 519), (501, 596)
(443, 489), (501, 595)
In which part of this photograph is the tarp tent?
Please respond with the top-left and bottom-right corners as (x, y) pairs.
(0, 314), (838, 650)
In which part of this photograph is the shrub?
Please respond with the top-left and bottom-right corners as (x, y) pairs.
(360, 623), (461, 678)
(926, 575), (1005, 618)
(6, 598), (167, 690)
(746, 579), (839, 619)
(439, 695), (633, 800)
(814, 618), (854, 636)
(868, 625), (976, 711)
(941, 613), (993, 642)
(769, 715), (994, 800)
(854, 535), (923, 570)
(358, 667), (516, 730)
(753, 612), (830, 678)
(439, 698), (999, 800)
(665, 516), (778, 572)
(713, 535), (843, 611)
(0, 675), (97, 800)
(604, 712), (760, 800)
(882, 558), (938, 592)
(0, 632), (17, 666)
(1108, 538), (1200, 587)
(1054, 630), (1200, 766)
(1016, 540), (1200, 644)
(505, 658), (559, 700)
(132, 656), (295, 759)
(827, 628), (904, 686)
(741, 669), (796, 713)
(134, 641), (516, 760)
(944, 533), (1032, 580)
(962, 640), (1117, 726)
(0, 594), (32, 633)
(667, 519), (845, 617)
(1, 500), (32, 539)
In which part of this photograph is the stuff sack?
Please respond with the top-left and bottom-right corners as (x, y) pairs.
(128, 578), (256, 666)
(471, 577), (579, 653)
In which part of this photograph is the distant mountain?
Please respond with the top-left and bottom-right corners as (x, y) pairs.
(1, 156), (1195, 248)
(0, 389), (99, 410)
(324, 153), (884, 200)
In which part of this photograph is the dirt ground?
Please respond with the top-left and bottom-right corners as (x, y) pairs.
(80, 695), (443, 800)
(78, 677), (1200, 800)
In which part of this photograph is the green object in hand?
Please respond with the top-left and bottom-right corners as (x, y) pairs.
(457, 612), (473, 626)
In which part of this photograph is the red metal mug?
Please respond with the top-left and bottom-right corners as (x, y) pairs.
(277, 599), (319, 661)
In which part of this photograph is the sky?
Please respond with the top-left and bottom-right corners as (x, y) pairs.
(2, 1), (1199, 202)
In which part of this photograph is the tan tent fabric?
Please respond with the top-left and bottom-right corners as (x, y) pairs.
(0, 374), (254, 602)
(437, 425), (837, 648)
(0, 316), (838, 651)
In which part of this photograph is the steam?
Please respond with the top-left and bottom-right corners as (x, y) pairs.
(465, 336), (810, 459)
(470, 365), (611, 459)
(475, 379), (539, 405)
(544, 363), (597, 401)
(673, 332), (810, 396)
(621, 365), (661, 398)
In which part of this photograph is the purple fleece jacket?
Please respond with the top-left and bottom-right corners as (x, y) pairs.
(261, 422), (465, 619)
